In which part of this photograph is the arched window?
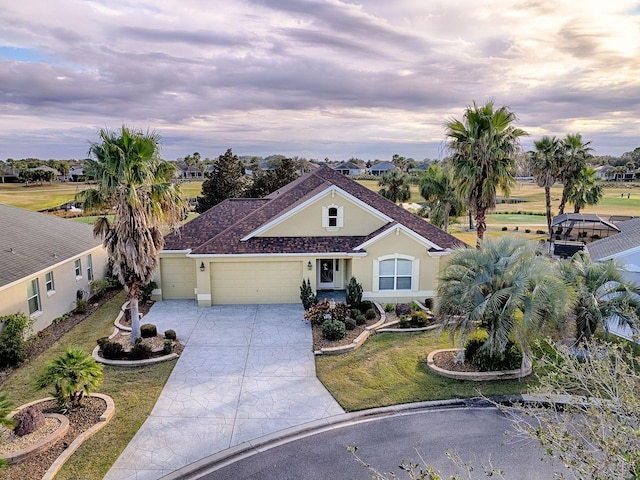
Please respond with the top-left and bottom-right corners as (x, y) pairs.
(322, 205), (344, 230)
(378, 258), (413, 290)
(328, 207), (338, 227)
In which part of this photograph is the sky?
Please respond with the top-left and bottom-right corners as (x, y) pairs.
(0, 0), (639, 162)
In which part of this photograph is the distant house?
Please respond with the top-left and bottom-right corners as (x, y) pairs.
(368, 161), (398, 176)
(594, 165), (614, 180)
(31, 166), (62, 181)
(69, 166), (85, 182)
(551, 213), (621, 257)
(0, 205), (109, 332)
(177, 163), (204, 180)
(333, 162), (364, 176)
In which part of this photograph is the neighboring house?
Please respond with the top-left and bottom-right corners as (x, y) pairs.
(157, 165), (465, 306)
(0, 204), (108, 332)
(176, 163), (205, 180)
(594, 164), (614, 180)
(333, 162), (364, 176)
(69, 166), (85, 182)
(585, 217), (640, 342)
(31, 166), (62, 181)
(368, 161), (398, 176)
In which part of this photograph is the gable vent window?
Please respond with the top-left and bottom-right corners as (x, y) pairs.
(322, 205), (344, 231)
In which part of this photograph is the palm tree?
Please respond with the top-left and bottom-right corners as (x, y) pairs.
(438, 237), (570, 360)
(419, 164), (463, 233)
(559, 253), (640, 342)
(567, 167), (603, 213)
(77, 126), (187, 344)
(530, 136), (563, 238)
(0, 392), (14, 429)
(38, 346), (104, 408)
(558, 133), (592, 215)
(445, 100), (527, 247)
(378, 170), (411, 203)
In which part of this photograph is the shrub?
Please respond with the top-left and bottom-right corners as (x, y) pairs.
(344, 317), (357, 330)
(321, 319), (346, 341)
(398, 316), (411, 328)
(365, 308), (376, 320)
(423, 298), (433, 309)
(464, 330), (522, 371)
(164, 329), (177, 340)
(89, 279), (113, 300)
(140, 323), (157, 338)
(162, 340), (174, 354)
(100, 341), (124, 360)
(384, 303), (395, 313)
(51, 313), (71, 325)
(355, 314), (366, 326)
(350, 308), (361, 319)
(299, 278), (317, 310)
(395, 303), (411, 316)
(0, 392), (15, 430)
(304, 299), (349, 324)
(346, 276), (363, 306)
(525, 229), (531, 233)
(502, 226), (508, 231)
(409, 301), (420, 311)
(75, 298), (89, 314)
(38, 346), (103, 407)
(129, 341), (153, 360)
(410, 311), (428, 327)
(0, 312), (33, 368)
(96, 337), (109, 349)
(357, 300), (373, 314)
(536, 230), (546, 235)
(140, 281), (157, 304)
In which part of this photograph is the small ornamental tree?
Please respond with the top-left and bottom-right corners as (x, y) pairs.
(300, 278), (317, 310)
(38, 347), (104, 408)
(345, 276), (363, 306)
(0, 312), (33, 368)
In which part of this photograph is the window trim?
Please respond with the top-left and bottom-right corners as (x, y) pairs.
(86, 254), (93, 281)
(45, 271), (55, 296)
(74, 258), (82, 279)
(373, 254), (420, 293)
(27, 278), (41, 316)
(322, 204), (344, 231)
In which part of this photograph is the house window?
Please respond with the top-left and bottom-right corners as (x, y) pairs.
(27, 279), (41, 315)
(322, 205), (344, 230)
(45, 271), (55, 292)
(75, 259), (82, 278)
(86, 254), (93, 281)
(379, 258), (413, 290)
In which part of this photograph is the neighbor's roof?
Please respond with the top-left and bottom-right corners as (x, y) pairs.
(164, 165), (465, 255)
(551, 213), (620, 232)
(0, 204), (103, 289)
(586, 217), (640, 260)
(369, 161), (397, 171)
(333, 162), (362, 170)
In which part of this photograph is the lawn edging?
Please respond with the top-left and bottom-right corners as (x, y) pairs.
(92, 327), (179, 366)
(427, 348), (532, 381)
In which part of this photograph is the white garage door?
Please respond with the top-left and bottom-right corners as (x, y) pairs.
(161, 258), (195, 299)
(211, 261), (302, 304)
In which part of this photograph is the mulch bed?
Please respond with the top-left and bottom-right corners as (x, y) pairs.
(311, 314), (381, 350)
(1, 397), (107, 480)
(430, 350), (481, 373)
(0, 288), (122, 387)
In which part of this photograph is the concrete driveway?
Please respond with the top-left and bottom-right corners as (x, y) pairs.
(105, 301), (344, 480)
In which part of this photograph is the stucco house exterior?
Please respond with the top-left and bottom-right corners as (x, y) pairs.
(156, 166), (465, 306)
(0, 204), (108, 332)
(333, 162), (364, 176)
(368, 161), (398, 176)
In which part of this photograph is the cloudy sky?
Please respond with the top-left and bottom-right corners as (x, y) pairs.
(1, 0), (639, 161)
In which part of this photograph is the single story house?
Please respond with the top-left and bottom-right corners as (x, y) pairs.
(368, 161), (398, 176)
(0, 204), (108, 332)
(585, 217), (640, 342)
(156, 165), (465, 306)
(333, 162), (364, 176)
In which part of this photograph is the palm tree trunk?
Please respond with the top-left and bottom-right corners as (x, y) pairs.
(475, 207), (486, 248)
(544, 187), (552, 237)
(558, 185), (569, 215)
(443, 204), (451, 233)
(129, 286), (141, 345)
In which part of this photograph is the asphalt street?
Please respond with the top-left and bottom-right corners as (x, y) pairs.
(194, 405), (567, 479)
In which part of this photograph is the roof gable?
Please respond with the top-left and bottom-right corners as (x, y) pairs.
(586, 218), (640, 260)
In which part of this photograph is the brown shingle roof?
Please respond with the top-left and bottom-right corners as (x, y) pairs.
(163, 166), (465, 255)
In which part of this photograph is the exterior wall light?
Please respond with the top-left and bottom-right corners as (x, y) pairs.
(307, 261), (313, 270)
(200, 262), (205, 272)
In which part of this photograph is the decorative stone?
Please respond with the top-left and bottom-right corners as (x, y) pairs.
(13, 405), (45, 437)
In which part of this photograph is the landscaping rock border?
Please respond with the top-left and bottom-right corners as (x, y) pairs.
(427, 348), (532, 381)
(1, 414), (68, 464)
(92, 327), (179, 366)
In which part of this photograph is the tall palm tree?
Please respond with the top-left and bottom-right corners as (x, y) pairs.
(567, 167), (603, 213)
(438, 237), (570, 360)
(446, 100), (527, 247)
(530, 136), (563, 238)
(378, 170), (411, 203)
(78, 126), (187, 343)
(559, 253), (640, 342)
(419, 164), (463, 233)
(558, 133), (592, 215)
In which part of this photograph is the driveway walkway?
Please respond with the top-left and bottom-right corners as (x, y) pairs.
(105, 301), (344, 480)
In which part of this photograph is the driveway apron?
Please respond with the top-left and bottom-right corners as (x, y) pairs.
(104, 301), (344, 480)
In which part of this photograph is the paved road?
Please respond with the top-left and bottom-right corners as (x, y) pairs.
(172, 405), (567, 480)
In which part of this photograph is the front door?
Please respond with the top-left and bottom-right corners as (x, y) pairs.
(318, 259), (335, 289)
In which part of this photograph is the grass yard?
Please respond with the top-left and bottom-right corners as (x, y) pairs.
(357, 179), (424, 204)
(0, 182), (86, 211)
(0, 291), (177, 479)
(316, 331), (535, 412)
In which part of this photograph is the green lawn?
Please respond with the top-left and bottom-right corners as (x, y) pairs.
(0, 291), (177, 479)
(316, 331), (535, 412)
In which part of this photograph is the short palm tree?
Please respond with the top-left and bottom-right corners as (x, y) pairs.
(558, 133), (592, 215)
(566, 167), (603, 213)
(559, 252), (640, 341)
(438, 237), (570, 360)
(530, 136), (563, 238)
(0, 392), (14, 429)
(38, 347), (104, 408)
(419, 164), (463, 233)
(446, 100), (527, 247)
(78, 126), (187, 343)
(378, 170), (411, 203)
